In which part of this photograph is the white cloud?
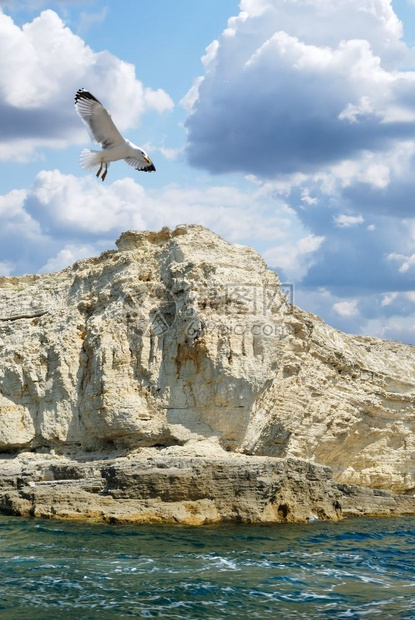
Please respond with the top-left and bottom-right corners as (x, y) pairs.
(381, 292), (398, 306)
(301, 189), (318, 206)
(185, 0), (415, 177)
(362, 315), (415, 342)
(143, 87), (175, 114)
(31, 170), (149, 234)
(0, 188), (41, 237)
(338, 96), (376, 124)
(180, 76), (204, 114)
(333, 299), (359, 317)
(239, 0), (407, 65)
(155, 146), (181, 161)
(263, 234), (324, 280)
(387, 252), (415, 273)
(0, 9), (173, 161)
(39, 244), (96, 273)
(0, 169), (302, 275)
(333, 214), (364, 227)
(292, 284), (415, 342)
(201, 40), (219, 68)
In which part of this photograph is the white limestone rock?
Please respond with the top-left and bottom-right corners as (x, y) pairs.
(0, 225), (414, 494)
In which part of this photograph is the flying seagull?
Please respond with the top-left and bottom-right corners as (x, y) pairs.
(74, 88), (155, 182)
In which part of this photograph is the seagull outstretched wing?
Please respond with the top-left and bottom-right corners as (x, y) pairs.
(75, 89), (124, 149)
(124, 155), (156, 173)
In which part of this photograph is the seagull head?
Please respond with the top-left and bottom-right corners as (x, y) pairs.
(139, 148), (156, 172)
(139, 149), (151, 165)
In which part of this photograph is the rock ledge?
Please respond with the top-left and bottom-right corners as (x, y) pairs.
(1, 451), (414, 524)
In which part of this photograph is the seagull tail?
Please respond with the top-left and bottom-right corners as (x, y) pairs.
(79, 149), (102, 171)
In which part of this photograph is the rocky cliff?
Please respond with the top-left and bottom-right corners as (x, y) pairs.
(0, 225), (414, 523)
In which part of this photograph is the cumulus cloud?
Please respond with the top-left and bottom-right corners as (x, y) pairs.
(381, 292), (398, 307)
(263, 234), (324, 280)
(38, 243), (98, 273)
(0, 169), (301, 275)
(333, 299), (359, 317)
(0, 9), (173, 161)
(184, 0), (415, 177)
(388, 251), (415, 273)
(333, 214), (364, 228)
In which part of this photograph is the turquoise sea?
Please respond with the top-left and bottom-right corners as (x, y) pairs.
(0, 515), (414, 619)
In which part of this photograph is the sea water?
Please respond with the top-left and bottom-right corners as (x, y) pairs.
(0, 515), (414, 619)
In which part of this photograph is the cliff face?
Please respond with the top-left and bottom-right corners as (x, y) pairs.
(0, 225), (414, 505)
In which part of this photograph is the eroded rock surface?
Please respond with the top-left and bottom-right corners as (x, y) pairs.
(1, 451), (414, 524)
(0, 224), (414, 522)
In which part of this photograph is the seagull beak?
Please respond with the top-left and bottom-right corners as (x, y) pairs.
(144, 156), (152, 165)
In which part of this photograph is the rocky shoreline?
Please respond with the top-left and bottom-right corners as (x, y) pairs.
(1, 449), (414, 525)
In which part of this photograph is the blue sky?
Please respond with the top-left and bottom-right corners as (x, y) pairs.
(1, 0), (415, 343)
